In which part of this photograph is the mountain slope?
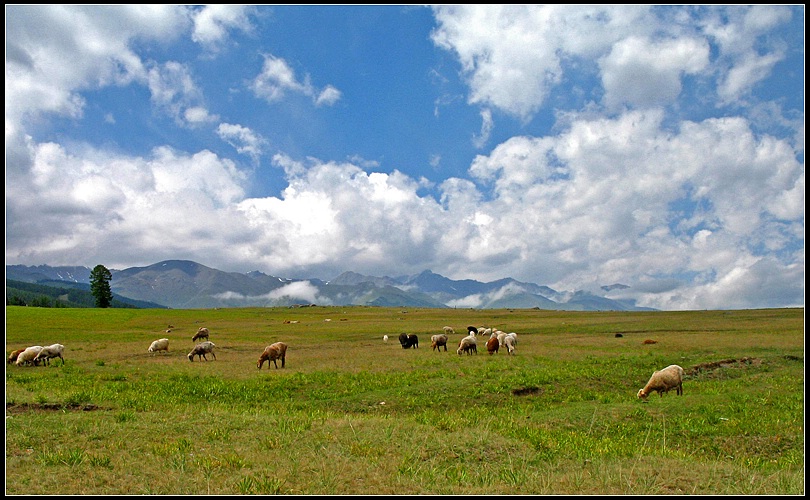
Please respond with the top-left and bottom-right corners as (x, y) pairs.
(6, 261), (653, 311)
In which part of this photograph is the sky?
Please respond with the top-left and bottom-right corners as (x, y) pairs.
(5, 5), (805, 311)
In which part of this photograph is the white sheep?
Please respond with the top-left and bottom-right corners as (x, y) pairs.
(257, 342), (287, 369)
(496, 331), (508, 347)
(188, 341), (216, 361)
(442, 326), (455, 335)
(15, 346), (44, 366)
(637, 364), (684, 400)
(148, 338), (170, 354)
(383, 335), (389, 342)
(34, 343), (65, 366)
(504, 333), (517, 355)
(457, 334), (477, 355)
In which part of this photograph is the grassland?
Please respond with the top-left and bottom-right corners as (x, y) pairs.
(4, 305), (805, 494)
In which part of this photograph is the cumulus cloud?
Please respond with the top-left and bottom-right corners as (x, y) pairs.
(191, 5), (255, 49)
(5, 5), (189, 126)
(431, 5), (793, 116)
(4, 5), (803, 311)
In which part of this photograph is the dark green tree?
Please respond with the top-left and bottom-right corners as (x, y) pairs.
(89, 264), (113, 308)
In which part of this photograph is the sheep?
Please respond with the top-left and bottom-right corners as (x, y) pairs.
(8, 349), (26, 365)
(34, 343), (65, 366)
(504, 333), (517, 355)
(496, 331), (508, 347)
(431, 334), (448, 352)
(257, 342), (288, 369)
(457, 334), (477, 355)
(188, 341), (217, 362)
(442, 326), (455, 335)
(192, 327), (210, 342)
(467, 326), (478, 335)
(637, 364), (684, 400)
(486, 335), (500, 355)
(148, 338), (170, 354)
(383, 335), (389, 342)
(15, 346), (44, 366)
(398, 332), (419, 349)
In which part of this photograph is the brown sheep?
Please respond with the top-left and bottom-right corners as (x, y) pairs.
(431, 334), (448, 352)
(192, 327), (210, 342)
(8, 349), (26, 365)
(486, 336), (499, 355)
(257, 342), (288, 369)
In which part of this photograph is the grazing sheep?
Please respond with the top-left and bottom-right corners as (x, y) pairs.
(148, 338), (170, 354)
(431, 334), (449, 352)
(398, 332), (419, 349)
(457, 334), (477, 355)
(467, 326), (478, 335)
(637, 364), (684, 400)
(504, 333), (517, 355)
(257, 342), (288, 369)
(8, 349), (26, 365)
(192, 327), (210, 342)
(642, 339), (658, 344)
(188, 341), (216, 362)
(383, 335), (389, 342)
(497, 331), (508, 347)
(34, 343), (65, 366)
(486, 335), (500, 355)
(442, 326), (455, 335)
(15, 346), (44, 366)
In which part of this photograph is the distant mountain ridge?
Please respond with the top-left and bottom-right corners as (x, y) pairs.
(6, 260), (655, 311)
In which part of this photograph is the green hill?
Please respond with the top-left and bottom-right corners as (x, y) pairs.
(5, 279), (167, 309)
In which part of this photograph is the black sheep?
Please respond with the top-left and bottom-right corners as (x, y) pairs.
(398, 332), (419, 349)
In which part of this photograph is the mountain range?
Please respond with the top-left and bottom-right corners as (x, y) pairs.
(6, 260), (655, 311)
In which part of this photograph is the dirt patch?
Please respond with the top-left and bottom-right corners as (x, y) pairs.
(5, 402), (107, 414)
(687, 356), (761, 375)
(512, 386), (542, 396)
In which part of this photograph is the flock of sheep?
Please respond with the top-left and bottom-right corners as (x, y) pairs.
(393, 325), (684, 401)
(7, 343), (65, 367)
(394, 325), (519, 356)
(147, 326), (287, 369)
(8, 321), (685, 400)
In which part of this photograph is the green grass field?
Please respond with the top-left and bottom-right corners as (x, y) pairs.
(5, 305), (805, 494)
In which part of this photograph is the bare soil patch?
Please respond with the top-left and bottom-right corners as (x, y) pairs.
(687, 356), (762, 375)
(6, 402), (107, 414)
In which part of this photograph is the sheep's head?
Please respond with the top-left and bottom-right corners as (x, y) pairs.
(637, 389), (648, 400)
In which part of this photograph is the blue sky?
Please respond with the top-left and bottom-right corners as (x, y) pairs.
(5, 5), (805, 310)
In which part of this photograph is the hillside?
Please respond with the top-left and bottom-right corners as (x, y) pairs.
(5, 279), (167, 309)
(6, 261), (655, 311)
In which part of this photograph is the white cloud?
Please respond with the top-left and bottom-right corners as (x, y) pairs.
(431, 5), (793, 117)
(191, 5), (254, 48)
(5, 5), (189, 126)
(472, 108), (494, 149)
(251, 54), (342, 106)
(600, 36), (709, 110)
(216, 123), (267, 162)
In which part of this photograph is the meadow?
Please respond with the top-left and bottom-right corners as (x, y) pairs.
(4, 305), (805, 495)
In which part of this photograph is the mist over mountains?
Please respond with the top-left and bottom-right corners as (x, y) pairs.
(6, 260), (654, 311)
